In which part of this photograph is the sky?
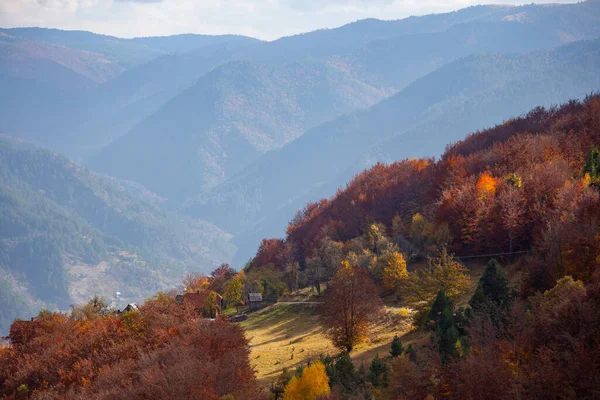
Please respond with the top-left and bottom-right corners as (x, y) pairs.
(0, 0), (581, 41)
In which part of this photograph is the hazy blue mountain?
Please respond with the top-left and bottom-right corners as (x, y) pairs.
(53, 4), (545, 156)
(343, 21), (566, 90)
(0, 135), (235, 334)
(240, 1), (600, 65)
(4, 1), (600, 161)
(83, 1), (600, 201)
(0, 32), (124, 88)
(0, 27), (261, 68)
(69, 44), (252, 154)
(238, 4), (516, 64)
(185, 38), (600, 263)
(338, 1), (600, 90)
(88, 59), (387, 200)
(0, 30), (261, 157)
(0, 32), (122, 150)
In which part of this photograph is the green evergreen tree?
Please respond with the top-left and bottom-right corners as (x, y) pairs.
(428, 288), (451, 329)
(584, 147), (600, 178)
(405, 344), (417, 363)
(335, 351), (359, 391)
(435, 304), (460, 364)
(429, 289), (463, 363)
(358, 362), (367, 381)
(469, 259), (512, 326)
(390, 335), (404, 358)
(368, 354), (389, 387)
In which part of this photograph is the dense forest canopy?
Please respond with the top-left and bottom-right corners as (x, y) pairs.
(254, 95), (600, 294)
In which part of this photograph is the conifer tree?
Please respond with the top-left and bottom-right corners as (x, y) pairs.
(405, 344), (417, 363)
(368, 354), (389, 387)
(436, 304), (460, 363)
(390, 335), (404, 358)
(469, 259), (512, 327)
(429, 289), (462, 363)
(584, 147), (600, 179)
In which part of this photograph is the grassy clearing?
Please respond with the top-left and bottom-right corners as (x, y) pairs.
(241, 260), (510, 385)
(240, 302), (413, 383)
(240, 303), (333, 382)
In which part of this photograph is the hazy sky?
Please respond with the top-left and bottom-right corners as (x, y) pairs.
(0, 0), (580, 41)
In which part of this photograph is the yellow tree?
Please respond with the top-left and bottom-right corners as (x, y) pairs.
(202, 291), (220, 318)
(182, 273), (210, 293)
(223, 273), (244, 311)
(403, 249), (471, 311)
(283, 361), (330, 400)
(382, 251), (408, 291)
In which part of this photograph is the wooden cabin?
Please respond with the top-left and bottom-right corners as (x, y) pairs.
(248, 293), (264, 311)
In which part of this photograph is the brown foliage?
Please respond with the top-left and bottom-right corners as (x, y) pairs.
(251, 238), (287, 271)
(208, 263), (236, 295)
(449, 275), (600, 400)
(0, 294), (264, 400)
(320, 261), (383, 352)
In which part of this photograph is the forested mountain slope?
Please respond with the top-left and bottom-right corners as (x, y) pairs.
(0, 135), (234, 335)
(239, 95), (600, 399)
(88, 60), (387, 199)
(187, 38), (600, 263)
(272, 95), (600, 269)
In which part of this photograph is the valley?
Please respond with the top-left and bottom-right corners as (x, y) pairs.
(1, 1), (600, 398)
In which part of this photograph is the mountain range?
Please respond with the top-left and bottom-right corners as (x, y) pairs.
(2, 0), (600, 332)
(88, 1), (600, 201)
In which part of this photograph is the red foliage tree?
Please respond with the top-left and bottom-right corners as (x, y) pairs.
(208, 263), (236, 295)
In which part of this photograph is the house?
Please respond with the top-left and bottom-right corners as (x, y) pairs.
(122, 303), (139, 313)
(8, 318), (38, 346)
(178, 290), (223, 317)
(248, 292), (264, 311)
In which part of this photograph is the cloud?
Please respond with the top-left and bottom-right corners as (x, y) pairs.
(283, 0), (397, 13)
(114, 0), (162, 3)
(0, 0), (581, 41)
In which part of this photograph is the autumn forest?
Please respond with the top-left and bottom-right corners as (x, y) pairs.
(2, 2), (600, 399)
(2, 94), (600, 399)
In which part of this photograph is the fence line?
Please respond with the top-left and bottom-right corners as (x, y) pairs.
(455, 250), (529, 260)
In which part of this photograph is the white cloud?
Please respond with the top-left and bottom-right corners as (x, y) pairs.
(0, 0), (581, 40)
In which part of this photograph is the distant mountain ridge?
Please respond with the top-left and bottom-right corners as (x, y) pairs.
(2, 1), (599, 162)
(83, 1), (600, 201)
(0, 29), (261, 157)
(0, 27), (262, 68)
